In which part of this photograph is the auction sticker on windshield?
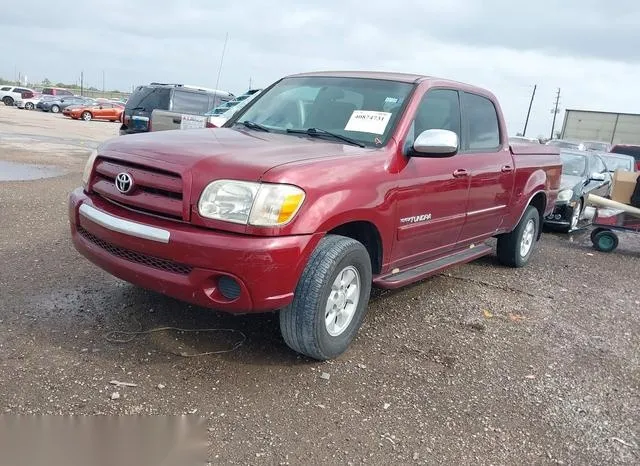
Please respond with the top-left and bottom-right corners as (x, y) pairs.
(344, 110), (392, 135)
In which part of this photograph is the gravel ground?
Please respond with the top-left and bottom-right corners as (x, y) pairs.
(0, 106), (638, 465)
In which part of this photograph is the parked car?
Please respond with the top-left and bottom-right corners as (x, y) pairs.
(609, 144), (640, 171)
(596, 152), (636, 173)
(119, 83), (234, 135)
(15, 92), (42, 110)
(205, 89), (263, 128)
(69, 70), (561, 360)
(150, 89), (264, 132)
(0, 86), (35, 106)
(63, 102), (124, 121)
(41, 87), (74, 97)
(578, 140), (611, 152)
(509, 136), (540, 145)
(544, 149), (612, 232)
(546, 139), (581, 150)
(41, 96), (95, 113)
(35, 95), (59, 110)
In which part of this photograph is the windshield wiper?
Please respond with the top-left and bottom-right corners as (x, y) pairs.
(129, 106), (147, 111)
(286, 128), (365, 148)
(238, 120), (270, 132)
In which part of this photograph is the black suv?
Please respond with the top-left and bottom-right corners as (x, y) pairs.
(119, 83), (234, 135)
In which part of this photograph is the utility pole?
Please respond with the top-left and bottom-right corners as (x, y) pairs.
(80, 71), (84, 96)
(102, 70), (105, 94)
(550, 88), (561, 140)
(249, 77), (252, 90)
(522, 84), (537, 137)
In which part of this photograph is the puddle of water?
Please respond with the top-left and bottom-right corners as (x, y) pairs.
(0, 160), (66, 181)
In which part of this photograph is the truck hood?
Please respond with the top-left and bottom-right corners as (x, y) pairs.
(100, 128), (371, 181)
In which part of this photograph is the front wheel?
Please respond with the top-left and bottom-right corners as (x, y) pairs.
(279, 235), (372, 360)
(50, 105), (60, 113)
(81, 111), (92, 121)
(25, 102), (34, 110)
(496, 205), (540, 268)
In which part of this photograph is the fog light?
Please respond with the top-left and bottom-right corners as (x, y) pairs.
(555, 214), (562, 220)
(218, 276), (241, 300)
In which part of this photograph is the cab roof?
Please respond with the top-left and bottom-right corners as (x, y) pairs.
(287, 70), (492, 96)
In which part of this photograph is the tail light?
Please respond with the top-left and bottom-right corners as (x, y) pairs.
(206, 121), (217, 128)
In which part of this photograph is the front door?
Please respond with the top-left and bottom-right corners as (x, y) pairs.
(391, 88), (470, 268)
(457, 91), (515, 244)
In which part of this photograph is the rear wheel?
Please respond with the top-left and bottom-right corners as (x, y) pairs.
(592, 230), (618, 253)
(590, 227), (606, 243)
(496, 205), (540, 268)
(50, 104), (60, 113)
(3, 96), (14, 106)
(81, 111), (92, 121)
(279, 235), (372, 360)
(25, 102), (34, 110)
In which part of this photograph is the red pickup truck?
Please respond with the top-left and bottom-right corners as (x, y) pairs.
(69, 71), (561, 360)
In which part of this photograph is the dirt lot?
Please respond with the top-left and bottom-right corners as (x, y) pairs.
(0, 105), (638, 465)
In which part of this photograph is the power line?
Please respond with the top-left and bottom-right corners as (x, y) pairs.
(550, 88), (561, 139)
(214, 32), (229, 92)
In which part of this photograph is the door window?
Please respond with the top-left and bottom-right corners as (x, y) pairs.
(462, 92), (500, 151)
(171, 90), (210, 114)
(404, 89), (461, 152)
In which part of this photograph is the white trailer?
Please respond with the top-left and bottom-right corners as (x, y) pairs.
(560, 109), (640, 144)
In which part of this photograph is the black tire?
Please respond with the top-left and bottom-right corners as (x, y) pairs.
(50, 104), (60, 113)
(3, 96), (14, 106)
(590, 227), (606, 243)
(592, 230), (618, 253)
(279, 234), (372, 360)
(496, 205), (540, 268)
(81, 111), (92, 121)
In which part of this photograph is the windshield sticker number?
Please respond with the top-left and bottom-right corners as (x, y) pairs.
(344, 111), (392, 135)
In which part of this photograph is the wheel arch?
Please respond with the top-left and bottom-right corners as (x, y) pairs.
(327, 220), (383, 275)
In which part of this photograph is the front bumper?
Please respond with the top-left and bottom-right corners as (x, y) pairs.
(68, 188), (322, 313)
(544, 202), (576, 226)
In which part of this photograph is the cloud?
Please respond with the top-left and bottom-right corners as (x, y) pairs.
(1, 0), (639, 138)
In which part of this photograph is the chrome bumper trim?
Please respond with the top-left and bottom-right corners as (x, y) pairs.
(79, 204), (170, 244)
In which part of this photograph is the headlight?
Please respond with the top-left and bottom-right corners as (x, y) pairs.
(82, 149), (98, 189)
(198, 180), (305, 226)
(557, 189), (574, 202)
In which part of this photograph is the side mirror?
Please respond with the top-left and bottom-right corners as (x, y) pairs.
(411, 129), (458, 157)
(590, 172), (606, 182)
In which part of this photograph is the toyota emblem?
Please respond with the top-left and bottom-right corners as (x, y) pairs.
(115, 172), (134, 194)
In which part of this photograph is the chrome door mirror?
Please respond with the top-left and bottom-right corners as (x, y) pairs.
(412, 129), (458, 157)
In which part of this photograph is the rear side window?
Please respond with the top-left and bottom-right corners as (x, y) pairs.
(14, 88), (29, 94)
(462, 92), (500, 151)
(59, 89), (73, 96)
(125, 87), (171, 112)
(42, 88), (53, 95)
(171, 90), (210, 114)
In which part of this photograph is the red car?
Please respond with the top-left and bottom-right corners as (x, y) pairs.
(64, 102), (124, 122)
(609, 144), (640, 171)
(68, 71), (561, 360)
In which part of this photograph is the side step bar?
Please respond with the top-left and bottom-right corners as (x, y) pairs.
(373, 244), (492, 289)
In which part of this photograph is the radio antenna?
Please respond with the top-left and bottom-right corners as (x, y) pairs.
(215, 32), (229, 92)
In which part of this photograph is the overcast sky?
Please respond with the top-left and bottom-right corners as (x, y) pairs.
(2, 0), (639, 138)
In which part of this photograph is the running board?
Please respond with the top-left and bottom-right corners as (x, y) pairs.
(373, 244), (493, 289)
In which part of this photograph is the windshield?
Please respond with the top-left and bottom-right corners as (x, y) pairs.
(125, 86), (170, 112)
(548, 139), (580, 149)
(560, 152), (587, 176)
(231, 76), (414, 147)
(581, 141), (609, 151)
(601, 155), (633, 172)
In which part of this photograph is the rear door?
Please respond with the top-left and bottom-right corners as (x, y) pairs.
(456, 92), (515, 244)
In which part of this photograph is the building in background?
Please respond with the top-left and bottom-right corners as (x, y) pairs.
(560, 109), (640, 144)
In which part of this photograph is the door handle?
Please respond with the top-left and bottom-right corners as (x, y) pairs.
(452, 169), (469, 177)
(501, 165), (513, 172)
